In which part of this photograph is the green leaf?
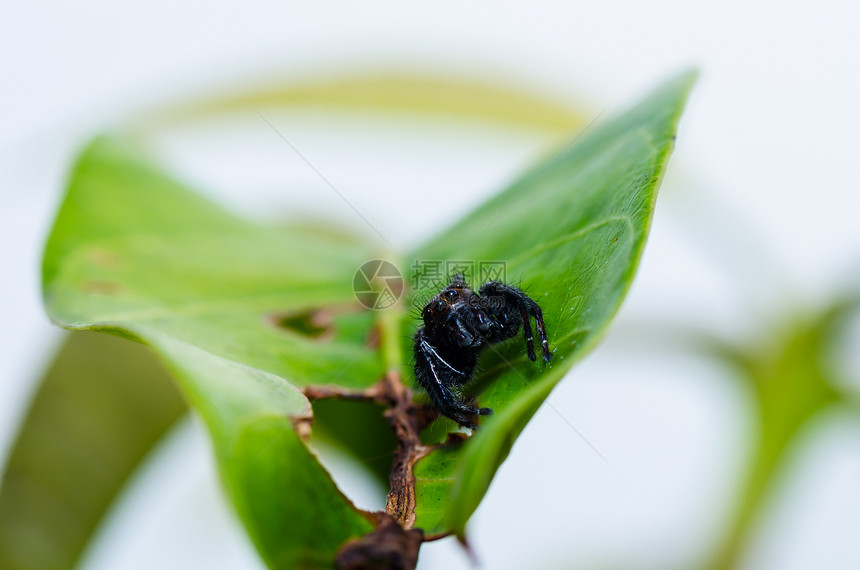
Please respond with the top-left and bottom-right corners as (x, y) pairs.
(0, 332), (186, 570)
(407, 71), (697, 536)
(144, 331), (377, 568)
(37, 71), (694, 566)
(42, 139), (380, 567)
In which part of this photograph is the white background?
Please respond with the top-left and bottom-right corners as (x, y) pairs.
(2, 1), (860, 568)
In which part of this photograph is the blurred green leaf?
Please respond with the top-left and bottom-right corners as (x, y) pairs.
(703, 298), (859, 570)
(0, 332), (186, 570)
(407, 71), (697, 536)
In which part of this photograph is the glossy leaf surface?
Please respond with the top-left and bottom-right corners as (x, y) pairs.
(408, 72), (696, 535)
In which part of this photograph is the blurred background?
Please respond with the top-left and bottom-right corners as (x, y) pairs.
(2, 1), (860, 568)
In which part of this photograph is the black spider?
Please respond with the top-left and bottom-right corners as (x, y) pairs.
(412, 274), (551, 429)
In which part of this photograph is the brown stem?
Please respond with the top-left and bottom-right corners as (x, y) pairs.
(303, 383), (385, 402)
(380, 371), (434, 528)
(301, 372), (436, 528)
(302, 370), (457, 569)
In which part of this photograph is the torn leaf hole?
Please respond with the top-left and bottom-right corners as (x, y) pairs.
(309, 398), (396, 487)
(267, 308), (336, 341)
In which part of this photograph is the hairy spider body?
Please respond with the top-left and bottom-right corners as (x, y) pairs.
(412, 275), (551, 428)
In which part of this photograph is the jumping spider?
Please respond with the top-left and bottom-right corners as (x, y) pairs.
(412, 275), (551, 429)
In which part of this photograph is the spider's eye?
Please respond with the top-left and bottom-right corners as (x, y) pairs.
(443, 289), (459, 303)
(432, 299), (448, 313)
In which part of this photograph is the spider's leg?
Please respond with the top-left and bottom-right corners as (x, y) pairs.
(518, 304), (538, 362)
(413, 328), (491, 428)
(480, 281), (552, 362)
(417, 336), (490, 417)
(531, 303), (552, 362)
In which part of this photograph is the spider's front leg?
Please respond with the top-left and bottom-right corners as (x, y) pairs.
(413, 327), (492, 429)
(479, 281), (552, 362)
